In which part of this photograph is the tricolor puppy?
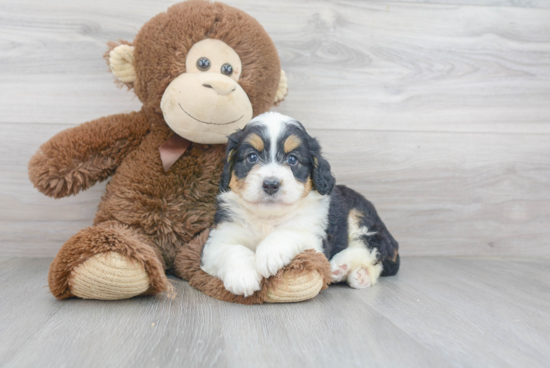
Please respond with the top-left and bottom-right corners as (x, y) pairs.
(201, 112), (400, 296)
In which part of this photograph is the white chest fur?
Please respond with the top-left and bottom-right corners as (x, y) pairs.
(201, 189), (332, 296)
(216, 190), (331, 251)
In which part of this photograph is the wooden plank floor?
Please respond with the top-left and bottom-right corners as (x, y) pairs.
(1, 256), (549, 368)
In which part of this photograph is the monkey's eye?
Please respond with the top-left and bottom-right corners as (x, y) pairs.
(247, 153), (258, 164)
(287, 155), (298, 166)
(221, 63), (233, 76)
(196, 57), (211, 71)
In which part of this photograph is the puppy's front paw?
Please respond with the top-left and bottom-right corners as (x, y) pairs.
(222, 267), (262, 297)
(256, 245), (293, 279)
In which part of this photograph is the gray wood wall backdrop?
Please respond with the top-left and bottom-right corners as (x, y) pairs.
(1, 0), (549, 257)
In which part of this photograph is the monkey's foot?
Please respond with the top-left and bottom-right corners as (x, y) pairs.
(174, 230), (333, 305)
(48, 221), (171, 300)
(264, 263), (326, 303)
(69, 252), (150, 300)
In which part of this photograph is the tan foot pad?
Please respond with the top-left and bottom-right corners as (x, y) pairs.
(69, 252), (150, 300)
(265, 270), (324, 303)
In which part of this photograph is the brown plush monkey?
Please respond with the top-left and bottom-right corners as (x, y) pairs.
(28, 1), (331, 303)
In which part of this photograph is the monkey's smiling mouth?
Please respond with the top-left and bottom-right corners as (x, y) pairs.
(178, 103), (243, 126)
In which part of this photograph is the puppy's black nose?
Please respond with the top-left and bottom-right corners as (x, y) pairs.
(262, 177), (280, 195)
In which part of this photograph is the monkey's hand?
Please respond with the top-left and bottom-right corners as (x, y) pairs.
(28, 111), (149, 198)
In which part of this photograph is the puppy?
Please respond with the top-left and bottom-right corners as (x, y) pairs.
(201, 112), (400, 296)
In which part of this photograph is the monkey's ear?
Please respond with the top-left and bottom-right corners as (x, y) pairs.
(105, 41), (136, 88)
(219, 130), (244, 193)
(274, 70), (288, 104)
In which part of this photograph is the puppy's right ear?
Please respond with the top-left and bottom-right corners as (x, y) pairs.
(219, 130), (243, 192)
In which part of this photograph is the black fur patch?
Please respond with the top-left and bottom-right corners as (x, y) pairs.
(219, 130), (242, 193)
(275, 121), (335, 194)
(301, 128), (335, 195)
(324, 185), (400, 277)
(213, 200), (231, 225)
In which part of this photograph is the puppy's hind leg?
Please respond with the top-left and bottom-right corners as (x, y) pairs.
(330, 247), (382, 289)
(329, 251), (351, 283)
(347, 265), (376, 289)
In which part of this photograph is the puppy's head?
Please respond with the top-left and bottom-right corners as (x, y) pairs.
(220, 112), (335, 207)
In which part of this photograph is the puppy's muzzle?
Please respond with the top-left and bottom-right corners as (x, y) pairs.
(262, 177), (280, 195)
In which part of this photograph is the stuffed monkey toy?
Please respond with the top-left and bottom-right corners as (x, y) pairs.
(28, 0), (332, 303)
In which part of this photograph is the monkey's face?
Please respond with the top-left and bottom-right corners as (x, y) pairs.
(106, 1), (288, 145)
(160, 39), (253, 144)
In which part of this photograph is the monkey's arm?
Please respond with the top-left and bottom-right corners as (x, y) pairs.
(29, 111), (150, 198)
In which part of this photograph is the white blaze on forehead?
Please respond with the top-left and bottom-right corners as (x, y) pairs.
(247, 112), (302, 162)
(268, 118), (284, 162)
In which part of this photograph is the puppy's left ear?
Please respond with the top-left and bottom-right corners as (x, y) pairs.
(308, 137), (335, 195)
(219, 130), (243, 192)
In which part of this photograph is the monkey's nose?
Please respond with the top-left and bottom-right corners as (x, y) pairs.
(262, 177), (280, 195)
(200, 75), (237, 95)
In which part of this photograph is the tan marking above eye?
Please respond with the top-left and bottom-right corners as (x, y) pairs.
(284, 135), (302, 153)
(244, 133), (264, 152)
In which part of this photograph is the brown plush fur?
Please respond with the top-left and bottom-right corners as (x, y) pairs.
(28, 1), (283, 300)
(28, 112), (150, 199)
(118, 0), (281, 117)
(173, 230), (333, 304)
(49, 221), (170, 299)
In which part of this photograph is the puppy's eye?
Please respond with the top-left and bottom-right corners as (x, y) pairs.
(287, 155), (298, 166)
(221, 63), (233, 76)
(196, 57), (211, 71)
(247, 153), (258, 163)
